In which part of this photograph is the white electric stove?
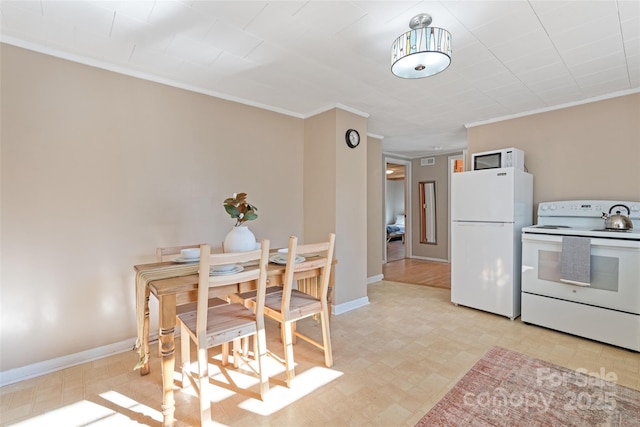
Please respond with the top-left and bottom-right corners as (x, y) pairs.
(521, 200), (640, 352)
(522, 200), (640, 240)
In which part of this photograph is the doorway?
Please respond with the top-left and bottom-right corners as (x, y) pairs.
(385, 161), (407, 262)
(447, 152), (465, 261)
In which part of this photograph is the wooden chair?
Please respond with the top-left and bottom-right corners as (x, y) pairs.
(230, 233), (336, 387)
(156, 244), (229, 315)
(177, 241), (271, 425)
(155, 244), (230, 358)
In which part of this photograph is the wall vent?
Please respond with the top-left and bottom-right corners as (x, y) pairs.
(421, 157), (435, 166)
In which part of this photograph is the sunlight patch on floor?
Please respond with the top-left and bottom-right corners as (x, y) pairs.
(178, 353), (285, 403)
(238, 366), (343, 416)
(171, 355), (343, 420)
(99, 391), (163, 423)
(7, 399), (155, 426)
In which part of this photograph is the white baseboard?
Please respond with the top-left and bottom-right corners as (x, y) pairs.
(410, 256), (449, 263)
(2, 293), (374, 387)
(367, 274), (383, 284)
(333, 296), (369, 315)
(0, 333), (159, 387)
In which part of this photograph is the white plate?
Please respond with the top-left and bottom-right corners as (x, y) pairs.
(173, 257), (199, 263)
(269, 255), (306, 265)
(210, 265), (244, 276)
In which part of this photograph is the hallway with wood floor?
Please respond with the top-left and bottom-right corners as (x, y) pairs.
(382, 258), (451, 289)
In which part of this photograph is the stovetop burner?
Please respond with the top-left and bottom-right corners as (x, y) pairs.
(592, 228), (632, 233)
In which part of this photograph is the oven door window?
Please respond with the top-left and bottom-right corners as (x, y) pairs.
(538, 250), (619, 292)
(522, 235), (640, 315)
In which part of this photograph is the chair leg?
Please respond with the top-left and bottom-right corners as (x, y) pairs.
(320, 304), (333, 368)
(252, 334), (258, 360)
(197, 345), (212, 425)
(254, 328), (270, 398)
(243, 336), (250, 358)
(232, 338), (241, 368)
(291, 321), (297, 344)
(282, 321), (296, 387)
(237, 336), (255, 360)
(221, 342), (229, 366)
(180, 323), (191, 388)
(279, 320), (298, 345)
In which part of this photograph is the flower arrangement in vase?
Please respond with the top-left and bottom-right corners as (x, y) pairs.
(223, 192), (258, 252)
(223, 192), (258, 226)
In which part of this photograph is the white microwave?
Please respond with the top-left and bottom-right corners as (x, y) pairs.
(472, 148), (524, 171)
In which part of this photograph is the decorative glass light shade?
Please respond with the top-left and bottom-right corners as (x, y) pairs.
(391, 14), (452, 79)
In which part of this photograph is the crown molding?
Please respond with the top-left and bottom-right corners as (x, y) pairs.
(465, 88), (640, 129)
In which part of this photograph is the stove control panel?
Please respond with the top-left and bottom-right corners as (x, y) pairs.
(538, 200), (640, 219)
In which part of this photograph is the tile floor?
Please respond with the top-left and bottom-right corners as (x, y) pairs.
(1, 280), (639, 426)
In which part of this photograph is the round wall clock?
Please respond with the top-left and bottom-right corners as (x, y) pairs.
(345, 129), (360, 148)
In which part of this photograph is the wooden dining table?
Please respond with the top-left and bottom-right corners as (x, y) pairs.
(134, 255), (335, 427)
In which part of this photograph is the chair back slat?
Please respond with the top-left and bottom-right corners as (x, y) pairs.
(155, 243), (207, 262)
(280, 233), (336, 317)
(196, 242), (270, 339)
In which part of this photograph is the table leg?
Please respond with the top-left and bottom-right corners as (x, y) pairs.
(159, 294), (177, 427)
(140, 287), (151, 376)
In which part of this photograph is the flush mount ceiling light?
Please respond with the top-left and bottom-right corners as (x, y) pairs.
(391, 13), (452, 79)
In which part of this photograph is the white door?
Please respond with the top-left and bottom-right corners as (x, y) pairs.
(451, 221), (517, 318)
(384, 157), (410, 262)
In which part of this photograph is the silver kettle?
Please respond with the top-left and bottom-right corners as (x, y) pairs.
(602, 204), (633, 230)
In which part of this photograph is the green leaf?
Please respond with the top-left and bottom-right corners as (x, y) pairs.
(225, 205), (239, 218)
(222, 192), (257, 223)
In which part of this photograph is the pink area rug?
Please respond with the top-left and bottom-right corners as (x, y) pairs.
(416, 346), (640, 426)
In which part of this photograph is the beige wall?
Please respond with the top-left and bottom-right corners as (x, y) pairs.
(303, 110), (337, 242)
(467, 93), (640, 213)
(1, 44), (310, 373)
(367, 136), (383, 279)
(410, 153), (459, 261)
(335, 109), (368, 306)
(304, 109), (369, 307)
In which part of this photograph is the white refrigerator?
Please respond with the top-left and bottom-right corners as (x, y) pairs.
(451, 167), (533, 319)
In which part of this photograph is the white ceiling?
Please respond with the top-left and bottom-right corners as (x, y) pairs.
(1, 1), (639, 158)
